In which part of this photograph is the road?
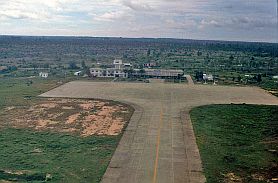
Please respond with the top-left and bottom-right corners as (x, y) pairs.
(40, 82), (278, 183)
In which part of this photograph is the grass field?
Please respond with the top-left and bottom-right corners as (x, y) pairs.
(0, 77), (134, 182)
(0, 77), (63, 110)
(0, 128), (119, 182)
(259, 79), (278, 97)
(190, 105), (278, 183)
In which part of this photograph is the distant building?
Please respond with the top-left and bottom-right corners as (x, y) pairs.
(123, 63), (132, 68)
(0, 66), (8, 72)
(74, 71), (82, 76)
(39, 72), (48, 78)
(90, 68), (128, 78)
(90, 59), (183, 79)
(144, 62), (157, 68)
(90, 59), (129, 78)
(203, 74), (214, 81)
(132, 69), (184, 78)
(113, 59), (123, 69)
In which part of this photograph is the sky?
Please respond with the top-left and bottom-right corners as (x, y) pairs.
(0, 0), (277, 43)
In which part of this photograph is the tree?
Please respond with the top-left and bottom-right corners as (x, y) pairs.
(229, 55), (234, 61)
(43, 63), (50, 68)
(147, 49), (151, 57)
(85, 68), (91, 77)
(32, 63), (39, 70)
(68, 61), (79, 69)
(197, 51), (202, 56)
(91, 57), (96, 62)
(257, 74), (262, 82)
(81, 61), (87, 69)
(237, 75), (242, 82)
(8, 65), (17, 71)
(195, 71), (203, 82)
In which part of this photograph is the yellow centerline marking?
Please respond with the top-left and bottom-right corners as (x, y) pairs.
(152, 108), (163, 183)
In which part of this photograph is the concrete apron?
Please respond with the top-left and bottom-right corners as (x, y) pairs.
(39, 81), (278, 183)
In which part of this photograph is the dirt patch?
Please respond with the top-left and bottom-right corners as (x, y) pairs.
(222, 164), (278, 182)
(268, 90), (278, 94)
(79, 103), (94, 110)
(1, 98), (133, 136)
(81, 110), (124, 136)
(251, 174), (265, 181)
(36, 119), (49, 129)
(0, 169), (48, 182)
(62, 106), (74, 110)
(4, 170), (26, 175)
(0, 180), (13, 183)
(31, 148), (43, 153)
(47, 112), (64, 119)
(39, 103), (58, 108)
(4, 106), (15, 111)
(66, 113), (80, 124)
(80, 104), (127, 136)
(224, 173), (243, 183)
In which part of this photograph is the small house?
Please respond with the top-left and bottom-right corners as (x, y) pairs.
(39, 72), (48, 78)
(74, 71), (82, 76)
(203, 74), (214, 81)
(0, 66), (8, 72)
(144, 62), (157, 68)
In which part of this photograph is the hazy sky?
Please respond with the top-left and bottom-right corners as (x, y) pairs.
(0, 0), (277, 42)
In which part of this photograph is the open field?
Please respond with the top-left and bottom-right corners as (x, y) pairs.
(40, 81), (278, 183)
(0, 78), (63, 110)
(191, 105), (278, 183)
(0, 128), (121, 183)
(0, 78), (134, 182)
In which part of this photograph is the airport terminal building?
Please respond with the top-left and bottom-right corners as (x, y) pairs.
(90, 60), (129, 78)
(90, 59), (184, 79)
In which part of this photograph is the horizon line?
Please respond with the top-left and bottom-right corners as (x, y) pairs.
(0, 34), (277, 44)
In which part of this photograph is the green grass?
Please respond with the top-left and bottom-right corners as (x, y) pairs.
(0, 77), (133, 182)
(259, 79), (278, 97)
(190, 104), (278, 183)
(0, 128), (119, 182)
(0, 77), (62, 110)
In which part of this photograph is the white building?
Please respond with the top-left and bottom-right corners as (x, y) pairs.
(90, 68), (128, 78)
(74, 71), (82, 76)
(143, 62), (157, 68)
(39, 72), (48, 78)
(114, 59), (123, 69)
(203, 74), (214, 81)
(0, 66), (8, 72)
(90, 60), (129, 78)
